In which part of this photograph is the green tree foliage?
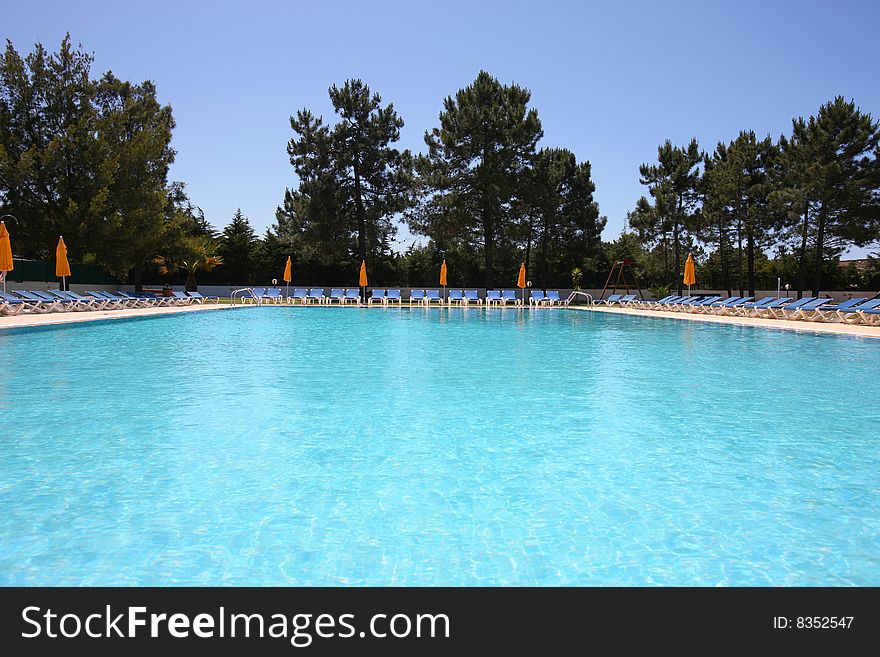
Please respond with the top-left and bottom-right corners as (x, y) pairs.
(412, 71), (543, 287)
(780, 98), (880, 295)
(520, 148), (605, 289)
(0, 36), (176, 288)
(639, 139), (702, 293)
(217, 209), (257, 285)
(279, 79), (412, 279)
(701, 132), (778, 295)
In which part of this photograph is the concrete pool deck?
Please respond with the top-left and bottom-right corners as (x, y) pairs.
(0, 302), (235, 330)
(574, 305), (880, 339)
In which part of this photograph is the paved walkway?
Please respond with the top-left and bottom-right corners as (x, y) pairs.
(574, 305), (880, 339)
(0, 303), (234, 330)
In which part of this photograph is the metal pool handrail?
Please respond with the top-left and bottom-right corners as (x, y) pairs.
(231, 288), (257, 305)
(565, 291), (593, 306)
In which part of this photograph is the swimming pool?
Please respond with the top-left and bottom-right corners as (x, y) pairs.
(1, 307), (878, 585)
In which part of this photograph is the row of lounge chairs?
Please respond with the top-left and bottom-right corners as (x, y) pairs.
(246, 287), (566, 306)
(596, 294), (880, 325)
(0, 289), (218, 315)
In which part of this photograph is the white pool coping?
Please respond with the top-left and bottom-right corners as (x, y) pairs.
(574, 305), (880, 339)
(0, 302), (235, 330)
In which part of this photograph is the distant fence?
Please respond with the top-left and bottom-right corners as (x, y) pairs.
(5, 259), (118, 285)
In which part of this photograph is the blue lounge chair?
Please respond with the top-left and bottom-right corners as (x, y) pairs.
(501, 290), (520, 306)
(666, 296), (699, 310)
(684, 296), (724, 312)
(87, 290), (133, 308)
(61, 290), (111, 310)
(698, 296), (740, 313)
(485, 290), (501, 306)
(290, 288), (308, 304)
(0, 290), (38, 314)
(464, 289), (481, 305)
(529, 290), (547, 306)
(808, 297), (867, 322)
(263, 288), (284, 304)
(307, 288), (324, 304)
(117, 290), (158, 307)
(42, 290), (90, 311)
(171, 291), (195, 305)
(386, 289), (402, 305)
(368, 289), (386, 305)
(707, 297), (752, 315)
(447, 289), (464, 305)
(425, 289), (443, 305)
(186, 291), (220, 304)
(598, 294), (622, 306)
(617, 294), (639, 306)
(753, 297), (800, 318)
(637, 295), (676, 308)
(343, 288), (360, 305)
(409, 289), (425, 306)
(730, 296), (776, 316)
(546, 290), (562, 306)
(782, 297), (832, 320)
(328, 288), (345, 304)
(836, 298), (880, 324)
(15, 290), (64, 312)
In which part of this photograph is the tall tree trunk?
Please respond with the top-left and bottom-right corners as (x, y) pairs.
(524, 217), (533, 275)
(133, 264), (143, 293)
(661, 231), (669, 283)
(539, 217), (550, 290)
(186, 269), (197, 292)
(812, 202), (827, 296)
(482, 199), (494, 289)
(352, 155), (367, 267)
(673, 194), (684, 294)
(795, 201), (810, 299)
(745, 199), (755, 296)
(718, 217), (731, 296)
(736, 203), (744, 297)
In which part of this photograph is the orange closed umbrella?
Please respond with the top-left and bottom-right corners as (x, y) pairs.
(283, 256), (292, 298)
(517, 263), (526, 306)
(683, 253), (696, 295)
(0, 221), (12, 294)
(56, 236), (71, 290)
(440, 259), (447, 303)
(359, 260), (368, 304)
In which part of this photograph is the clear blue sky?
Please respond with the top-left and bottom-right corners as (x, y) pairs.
(5, 0), (879, 253)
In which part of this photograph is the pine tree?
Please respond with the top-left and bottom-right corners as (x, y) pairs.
(218, 209), (256, 284)
(413, 71), (543, 287)
(639, 139), (702, 293)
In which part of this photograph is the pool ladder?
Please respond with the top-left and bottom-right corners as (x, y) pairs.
(231, 288), (258, 305)
(565, 291), (593, 306)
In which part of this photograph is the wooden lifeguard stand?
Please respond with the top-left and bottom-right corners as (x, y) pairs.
(599, 258), (644, 300)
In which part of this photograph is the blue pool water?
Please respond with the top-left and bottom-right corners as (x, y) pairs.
(1, 307), (878, 586)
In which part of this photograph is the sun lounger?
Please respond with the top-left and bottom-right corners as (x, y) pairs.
(57, 290), (111, 310)
(116, 290), (158, 307)
(836, 298), (880, 324)
(88, 290), (134, 308)
(447, 289), (464, 306)
(343, 288), (360, 305)
(385, 289), (402, 305)
(546, 290), (563, 306)
(0, 291), (39, 314)
(409, 289), (425, 306)
(328, 288), (345, 304)
(289, 288), (308, 304)
(464, 289), (482, 306)
(730, 296), (776, 316)
(368, 289), (386, 305)
(15, 290), (64, 312)
(684, 296), (724, 312)
(501, 290), (520, 306)
(529, 290), (547, 306)
(756, 297), (807, 319)
(805, 297), (868, 323)
(170, 291), (195, 305)
(425, 289), (443, 305)
(307, 288), (324, 304)
(262, 288), (283, 304)
(485, 290), (501, 306)
(781, 297), (832, 320)
(186, 291), (220, 304)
